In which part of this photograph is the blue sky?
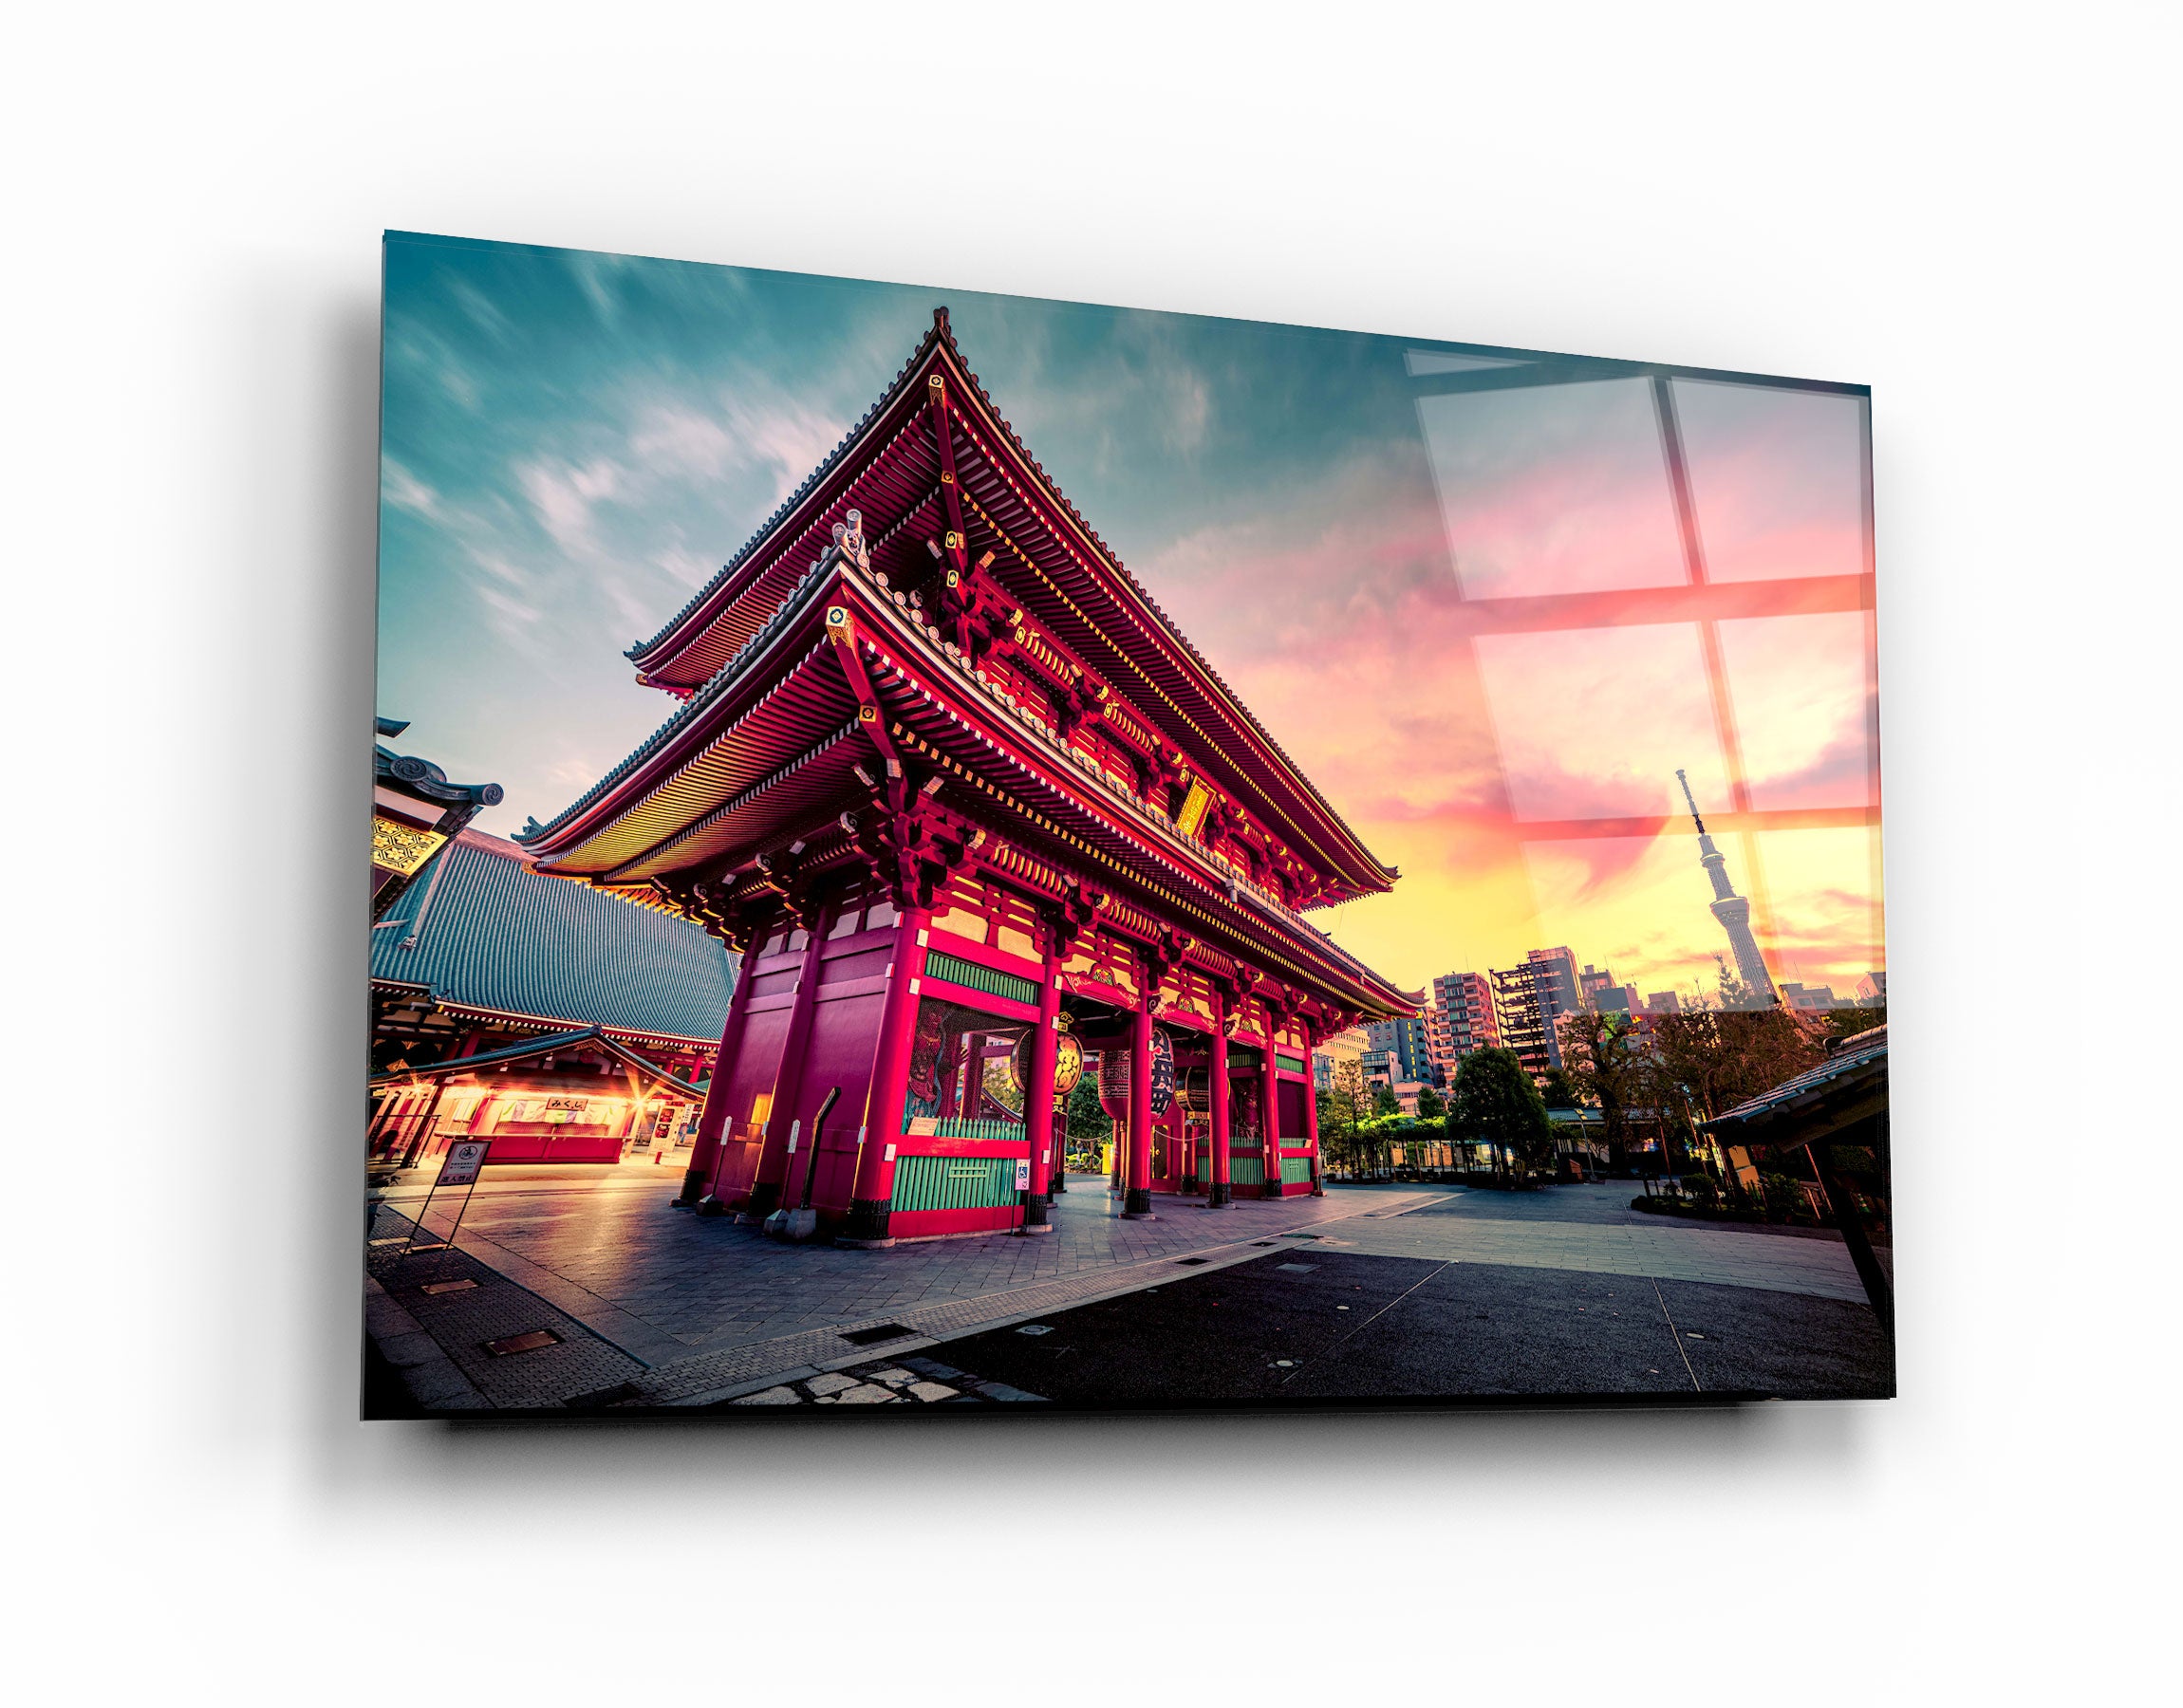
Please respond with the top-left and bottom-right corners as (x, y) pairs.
(377, 231), (1437, 837)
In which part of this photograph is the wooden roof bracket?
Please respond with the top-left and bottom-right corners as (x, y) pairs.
(825, 600), (908, 814)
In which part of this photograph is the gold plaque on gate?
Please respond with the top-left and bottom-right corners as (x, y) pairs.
(373, 816), (446, 878)
(1174, 780), (1212, 840)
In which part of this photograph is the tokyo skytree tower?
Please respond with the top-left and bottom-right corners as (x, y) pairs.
(1675, 769), (1777, 1007)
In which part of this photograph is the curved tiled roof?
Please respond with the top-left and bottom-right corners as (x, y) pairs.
(1705, 1027), (1889, 1132)
(929, 323), (1395, 883)
(617, 311), (1393, 892)
(370, 830), (733, 1045)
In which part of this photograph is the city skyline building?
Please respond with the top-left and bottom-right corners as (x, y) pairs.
(1365, 1014), (1432, 1086)
(1577, 963), (1644, 1015)
(1313, 1023), (1370, 1093)
(1425, 969), (1500, 1083)
(1676, 768), (1778, 1008)
(1491, 947), (1581, 1078)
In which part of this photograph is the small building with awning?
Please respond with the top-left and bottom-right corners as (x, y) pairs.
(368, 825), (735, 1171)
(1702, 1026), (1893, 1339)
(368, 1026), (707, 1167)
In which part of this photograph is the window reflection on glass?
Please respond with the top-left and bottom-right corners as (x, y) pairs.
(1416, 379), (1687, 599)
(1716, 611), (1877, 810)
(1472, 624), (1728, 822)
(1671, 379), (1870, 584)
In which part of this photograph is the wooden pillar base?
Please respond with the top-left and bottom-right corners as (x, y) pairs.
(1122, 1187), (1157, 1219)
(843, 1196), (893, 1244)
(671, 1165), (708, 1207)
(1207, 1182), (1233, 1207)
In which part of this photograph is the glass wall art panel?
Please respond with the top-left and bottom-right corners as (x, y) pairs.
(364, 232), (1892, 1417)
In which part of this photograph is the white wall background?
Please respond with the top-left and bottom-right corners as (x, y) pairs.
(6, 3), (2174, 1701)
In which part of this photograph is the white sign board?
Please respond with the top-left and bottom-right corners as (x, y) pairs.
(1014, 1159), (1031, 1191)
(436, 1140), (490, 1187)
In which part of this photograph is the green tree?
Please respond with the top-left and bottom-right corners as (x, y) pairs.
(1415, 1082), (1446, 1120)
(1635, 1008), (1829, 1184)
(1446, 1048), (1553, 1181)
(1558, 1009), (1643, 1162)
(1316, 1058), (1370, 1173)
(1371, 1082), (1401, 1118)
(1064, 1072), (1110, 1168)
(1539, 1068), (1580, 1110)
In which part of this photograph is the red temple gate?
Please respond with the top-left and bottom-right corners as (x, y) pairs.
(518, 311), (1417, 1243)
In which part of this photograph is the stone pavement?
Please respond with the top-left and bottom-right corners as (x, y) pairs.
(363, 1178), (1440, 1411)
(1310, 1183), (1889, 1304)
(723, 1353), (1047, 1408)
(360, 1179), (1890, 1412)
(364, 1214), (648, 1410)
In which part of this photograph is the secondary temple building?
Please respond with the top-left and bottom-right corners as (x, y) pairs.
(518, 311), (1418, 1244)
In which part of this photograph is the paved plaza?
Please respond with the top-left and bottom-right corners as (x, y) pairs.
(362, 1174), (1892, 1412)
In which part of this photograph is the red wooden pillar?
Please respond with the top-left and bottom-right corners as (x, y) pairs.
(741, 897), (835, 1220)
(1260, 1026), (1283, 1199)
(680, 935), (762, 1206)
(1020, 952), (1060, 1234)
(1208, 994), (1233, 1208)
(1305, 1045), (1325, 1196)
(840, 903), (930, 1246)
(1123, 981), (1156, 1219)
(398, 1078), (448, 1171)
(366, 1089), (401, 1158)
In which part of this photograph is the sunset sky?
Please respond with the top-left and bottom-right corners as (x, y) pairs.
(378, 233), (1884, 1005)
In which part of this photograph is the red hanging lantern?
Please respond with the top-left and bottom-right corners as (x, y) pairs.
(1098, 1027), (1174, 1121)
(1008, 1016), (1085, 1109)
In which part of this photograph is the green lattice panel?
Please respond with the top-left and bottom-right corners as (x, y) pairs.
(901, 1115), (1026, 1142)
(923, 950), (1041, 1009)
(891, 1153), (1019, 1213)
(1229, 1156), (1266, 1186)
(1281, 1156), (1314, 1184)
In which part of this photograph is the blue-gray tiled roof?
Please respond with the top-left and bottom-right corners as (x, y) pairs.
(370, 830), (733, 1045)
(1704, 1027), (1889, 1133)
